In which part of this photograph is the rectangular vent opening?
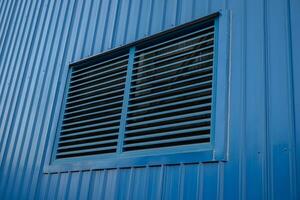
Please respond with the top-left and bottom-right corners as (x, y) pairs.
(123, 20), (215, 152)
(56, 53), (129, 159)
(54, 14), (218, 161)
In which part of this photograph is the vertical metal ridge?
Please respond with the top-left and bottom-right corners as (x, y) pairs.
(0, 0), (41, 172)
(44, 172), (59, 200)
(52, 173), (62, 200)
(0, 0), (27, 148)
(161, 0), (167, 30)
(178, 164), (184, 200)
(125, 168), (134, 200)
(28, 0), (80, 198)
(71, 0), (87, 61)
(238, 0), (247, 199)
(126, 0), (141, 43)
(146, 0), (154, 35)
(0, 0), (9, 37)
(206, 0), (211, 14)
(0, 0), (12, 54)
(87, 171), (96, 199)
(0, 0), (18, 59)
(122, 0), (131, 44)
(285, 0), (298, 198)
(0, 0), (35, 191)
(19, 0), (69, 196)
(0, 1), (34, 174)
(0, 0), (24, 94)
(157, 165), (165, 199)
(40, 174), (52, 200)
(175, 0), (182, 25)
(80, 171), (94, 200)
(63, 172), (73, 200)
(289, 1), (300, 199)
(217, 162), (225, 200)
(90, 0), (103, 54)
(10, 0), (59, 198)
(135, 0), (143, 40)
(196, 163), (204, 199)
(99, 0), (112, 52)
(1, 0), (47, 198)
(0, 0), (31, 119)
(80, 0), (95, 58)
(108, 0), (121, 48)
(9, 0), (58, 193)
(11, 0), (72, 197)
(262, 0), (270, 199)
(75, 171), (84, 200)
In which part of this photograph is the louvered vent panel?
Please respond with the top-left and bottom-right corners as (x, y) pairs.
(56, 53), (129, 159)
(124, 20), (215, 151)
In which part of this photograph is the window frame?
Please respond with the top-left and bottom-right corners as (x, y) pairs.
(44, 10), (230, 173)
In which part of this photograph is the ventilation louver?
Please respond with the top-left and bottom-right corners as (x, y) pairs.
(123, 20), (214, 151)
(55, 17), (216, 160)
(56, 53), (129, 159)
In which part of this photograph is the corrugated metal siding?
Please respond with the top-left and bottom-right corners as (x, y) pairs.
(0, 0), (299, 199)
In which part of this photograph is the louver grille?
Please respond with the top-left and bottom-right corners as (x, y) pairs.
(123, 20), (214, 151)
(55, 15), (217, 161)
(56, 53), (129, 159)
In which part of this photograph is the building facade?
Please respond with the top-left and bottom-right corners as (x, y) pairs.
(0, 0), (299, 199)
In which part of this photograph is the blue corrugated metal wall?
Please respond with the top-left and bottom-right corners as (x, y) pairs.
(0, 0), (299, 199)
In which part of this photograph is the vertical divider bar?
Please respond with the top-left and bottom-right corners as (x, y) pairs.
(117, 47), (136, 153)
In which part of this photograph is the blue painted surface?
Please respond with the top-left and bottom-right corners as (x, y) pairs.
(0, 0), (299, 199)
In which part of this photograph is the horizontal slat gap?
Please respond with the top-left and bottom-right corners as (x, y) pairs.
(129, 87), (211, 110)
(72, 61), (127, 81)
(130, 78), (212, 102)
(68, 76), (125, 95)
(64, 106), (121, 121)
(62, 115), (120, 130)
(134, 32), (214, 65)
(67, 82), (125, 101)
(71, 64), (127, 84)
(70, 70), (126, 89)
(61, 119), (120, 133)
(125, 127), (210, 142)
(63, 113), (121, 127)
(56, 146), (117, 157)
(135, 24), (214, 54)
(64, 104), (122, 119)
(59, 133), (118, 144)
(125, 119), (210, 135)
(134, 37), (214, 66)
(60, 126), (120, 138)
(131, 76), (211, 96)
(131, 63), (212, 90)
(66, 88), (124, 106)
(127, 104), (211, 122)
(126, 110), (211, 128)
(132, 59), (212, 84)
(65, 95), (123, 112)
(56, 149), (116, 159)
(58, 139), (118, 151)
(133, 48), (213, 75)
(72, 53), (128, 74)
(128, 94), (211, 117)
(124, 134), (210, 148)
